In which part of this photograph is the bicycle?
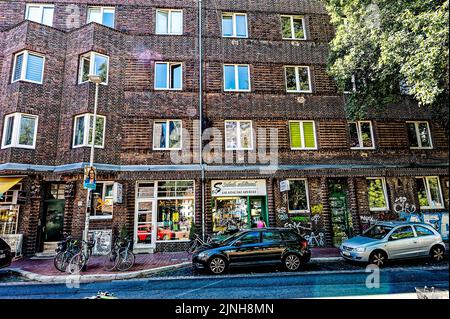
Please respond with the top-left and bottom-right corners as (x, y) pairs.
(54, 235), (80, 272)
(67, 239), (95, 274)
(103, 236), (135, 272)
(188, 234), (213, 253)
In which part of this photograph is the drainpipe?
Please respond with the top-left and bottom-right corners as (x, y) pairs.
(198, 0), (205, 240)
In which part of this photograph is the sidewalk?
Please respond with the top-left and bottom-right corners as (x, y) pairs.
(4, 248), (341, 284)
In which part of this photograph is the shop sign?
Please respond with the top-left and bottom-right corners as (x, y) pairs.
(280, 180), (290, 192)
(211, 180), (266, 197)
(113, 182), (123, 204)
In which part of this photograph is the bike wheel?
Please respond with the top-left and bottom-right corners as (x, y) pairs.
(115, 248), (135, 272)
(68, 253), (86, 274)
(54, 251), (73, 272)
(103, 250), (119, 271)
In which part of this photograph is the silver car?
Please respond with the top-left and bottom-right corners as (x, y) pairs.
(340, 221), (446, 267)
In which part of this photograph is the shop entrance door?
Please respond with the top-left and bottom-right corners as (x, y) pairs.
(328, 179), (354, 248)
(135, 199), (156, 250)
(41, 199), (65, 252)
(248, 197), (268, 228)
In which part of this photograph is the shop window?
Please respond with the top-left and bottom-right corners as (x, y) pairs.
(87, 7), (115, 28)
(225, 120), (253, 150)
(1, 113), (38, 149)
(137, 182), (155, 198)
(213, 197), (249, 235)
(416, 176), (444, 209)
(285, 66), (312, 93)
(153, 120), (182, 150)
(367, 178), (389, 211)
(156, 9), (183, 35)
(222, 12), (248, 38)
(349, 121), (375, 149)
(289, 120), (317, 150)
(407, 121), (433, 149)
(224, 64), (251, 92)
(91, 182), (113, 219)
(0, 205), (19, 235)
(154, 62), (183, 90)
(281, 15), (306, 40)
(287, 179), (310, 213)
(25, 4), (54, 26)
(72, 113), (106, 148)
(157, 181), (194, 198)
(12, 50), (45, 84)
(0, 183), (22, 204)
(78, 52), (109, 85)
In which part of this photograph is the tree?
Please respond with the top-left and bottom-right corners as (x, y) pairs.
(324, 0), (449, 127)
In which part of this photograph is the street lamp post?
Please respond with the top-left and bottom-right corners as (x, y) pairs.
(82, 74), (102, 255)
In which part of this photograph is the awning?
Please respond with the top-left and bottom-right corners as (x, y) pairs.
(0, 177), (23, 194)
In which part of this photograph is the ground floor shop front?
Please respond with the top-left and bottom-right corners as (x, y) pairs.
(1, 166), (449, 256)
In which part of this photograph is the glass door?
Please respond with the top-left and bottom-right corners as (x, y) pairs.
(328, 179), (353, 248)
(135, 199), (156, 248)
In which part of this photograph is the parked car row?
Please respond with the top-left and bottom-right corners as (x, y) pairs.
(191, 221), (447, 274)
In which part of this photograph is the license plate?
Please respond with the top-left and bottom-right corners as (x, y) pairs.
(0, 254), (5, 259)
(342, 251), (351, 257)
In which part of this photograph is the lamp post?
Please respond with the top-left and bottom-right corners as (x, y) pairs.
(82, 74), (102, 254)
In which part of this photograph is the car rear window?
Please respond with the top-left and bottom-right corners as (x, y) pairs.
(414, 225), (435, 237)
(263, 231), (283, 242)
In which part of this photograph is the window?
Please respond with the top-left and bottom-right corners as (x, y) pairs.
(289, 121), (317, 150)
(367, 178), (389, 211)
(414, 225), (435, 237)
(1, 113), (38, 149)
(281, 15), (306, 40)
(389, 226), (415, 241)
(238, 232), (261, 245)
(287, 179), (310, 213)
(416, 177), (444, 209)
(407, 121), (432, 149)
(224, 64), (250, 92)
(153, 120), (182, 150)
(91, 182), (113, 219)
(349, 121), (375, 149)
(87, 7), (115, 28)
(285, 66), (312, 93)
(222, 12), (248, 38)
(156, 9), (183, 35)
(12, 50), (45, 84)
(78, 52), (109, 85)
(225, 120), (253, 150)
(154, 62), (183, 90)
(0, 206), (20, 235)
(25, 4), (54, 26)
(263, 231), (283, 242)
(0, 183), (22, 204)
(72, 114), (106, 148)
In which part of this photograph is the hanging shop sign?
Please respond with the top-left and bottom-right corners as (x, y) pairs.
(211, 180), (266, 197)
(113, 182), (123, 204)
(280, 180), (290, 192)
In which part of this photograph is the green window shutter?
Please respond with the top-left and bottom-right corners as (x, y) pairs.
(302, 121), (316, 148)
(289, 122), (302, 148)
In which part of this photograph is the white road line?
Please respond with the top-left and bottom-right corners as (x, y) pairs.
(174, 279), (226, 298)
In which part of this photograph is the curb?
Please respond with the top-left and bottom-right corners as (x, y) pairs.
(2, 262), (191, 285)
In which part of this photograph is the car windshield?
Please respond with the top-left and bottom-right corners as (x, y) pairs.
(361, 225), (394, 239)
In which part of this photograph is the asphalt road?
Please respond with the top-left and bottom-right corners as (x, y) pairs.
(0, 265), (448, 299)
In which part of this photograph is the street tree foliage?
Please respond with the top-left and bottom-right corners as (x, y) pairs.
(324, 0), (449, 125)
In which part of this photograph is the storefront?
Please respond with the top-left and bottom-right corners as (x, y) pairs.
(134, 180), (195, 252)
(211, 179), (268, 236)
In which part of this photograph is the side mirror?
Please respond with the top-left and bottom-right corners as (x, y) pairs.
(234, 240), (242, 247)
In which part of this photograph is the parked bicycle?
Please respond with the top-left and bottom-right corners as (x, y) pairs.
(188, 234), (213, 253)
(103, 236), (135, 272)
(67, 239), (95, 274)
(54, 234), (80, 272)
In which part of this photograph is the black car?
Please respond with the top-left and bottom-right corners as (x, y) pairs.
(0, 238), (12, 269)
(192, 228), (311, 274)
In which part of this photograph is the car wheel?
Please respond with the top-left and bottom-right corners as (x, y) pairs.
(369, 250), (387, 267)
(430, 245), (445, 262)
(284, 253), (301, 271)
(208, 256), (227, 275)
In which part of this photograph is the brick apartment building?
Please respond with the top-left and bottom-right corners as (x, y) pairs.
(0, 0), (448, 256)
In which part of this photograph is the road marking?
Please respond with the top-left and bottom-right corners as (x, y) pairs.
(174, 279), (225, 298)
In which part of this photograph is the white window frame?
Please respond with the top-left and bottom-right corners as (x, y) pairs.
(155, 9), (184, 35)
(0, 183), (22, 204)
(349, 120), (375, 150)
(224, 120), (254, 151)
(223, 64), (251, 92)
(416, 176), (444, 210)
(72, 113), (106, 149)
(154, 62), (183, 90)
(90, 181), (114, 220)
(222, 12), (248, 38)
(11, 50), (45, 84)
(406, 121), (433, 149)
(284, 66), (312, 93)
(1, 113), (39, 149)
(287, 178), (310, 213)
(281, 15), (306, 40)
(78, 51), (110, 85)
(25, 3), (54, 26)
(367, 177), (389, 212)
(152, 120), (183, 150)
(289, 120), (318, 150)
(87, 6), (115, 28)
